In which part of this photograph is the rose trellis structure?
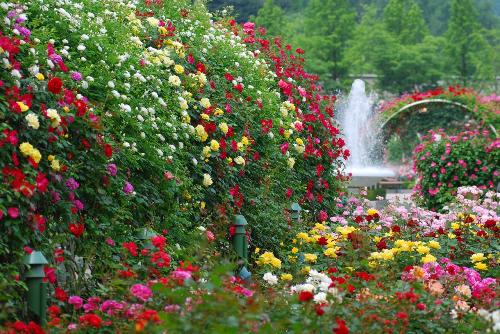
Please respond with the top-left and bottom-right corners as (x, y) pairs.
(378, 86), (499, 163)
(379, 86), (499, 136)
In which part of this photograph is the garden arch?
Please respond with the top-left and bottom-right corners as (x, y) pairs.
(378, 98), (498, 164)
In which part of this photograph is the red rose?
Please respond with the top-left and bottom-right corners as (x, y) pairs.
(54, 287), (68, 302)
(47, 77), (63, 94)
(103, 144), (113, 158)
(69, 223), (85, 237)
(79, 314), (102, 328)
(74, 100), (87, 116)
(298, 290), (313, 302)
(376, 239), (387, 250)
(333, 318), (349, 334)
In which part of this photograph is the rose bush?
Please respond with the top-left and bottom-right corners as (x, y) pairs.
(0, 0), (348, 322)
(413, 128), (499, 209)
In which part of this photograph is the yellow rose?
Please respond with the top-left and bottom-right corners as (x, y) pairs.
(200, 98), (211, 109)
(19, 142), (34, 156)
(416, 246), (430, 254)
(367, 208), (379, 216)
(210, 140), (219, 151)
(202, 146), (211, 158)
(271, 257), (282, 268)
(30, 148), (42, 163)
(35, 73), (45, 80)
(17, 101), (29, 112)
(291, 247), (299, 254)
(234, 156), (245, 165)
(202, 173), (213, 187)
(281, 273), (293, 281)
(470, 253), (486, 263)
(241, 136), (249, 146)
(428, 241), (441, 249)
(324, 247), (338, 258)
(214, 108), (224, 116)
(421, 254), (437, 264)
(219, 122), (229, 134)
(304, 253), (317, 263)
(195, 125), (208, 142)
(174, 64), (184, 74)
(201, 113), (210, 121)
(474, 262), (487, 271)
(51, 159), (61, 171)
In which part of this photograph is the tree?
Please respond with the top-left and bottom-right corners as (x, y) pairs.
(208, 0), (263, 22)
(254, 0), (285, 37)
(345, 5), (380, 74)
(445, 0), (493, 86)
(301, 0), (356, 87)
(383, 0), (428, 44)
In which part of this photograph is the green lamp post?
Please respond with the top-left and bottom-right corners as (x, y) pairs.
(232, 214), (251, 280)
(290, 202), (302, 223)
(23, 251), (48, 326)
(136, 227), (158, 249)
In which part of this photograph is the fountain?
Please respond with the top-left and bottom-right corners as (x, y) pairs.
(339, 79), (394, 190)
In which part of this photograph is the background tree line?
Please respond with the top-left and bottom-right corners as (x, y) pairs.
(209, 0), (499, 94)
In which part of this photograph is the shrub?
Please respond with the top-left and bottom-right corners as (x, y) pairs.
(413, 128), (499, 209)
(0, 0), (349, 321)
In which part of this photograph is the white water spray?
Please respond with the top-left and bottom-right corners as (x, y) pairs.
(339, 79), (394, 187)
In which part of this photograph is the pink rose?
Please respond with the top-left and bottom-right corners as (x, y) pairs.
(8, 207), (19, 219)
(68, 295), (83, 309)
(130, 284), (152, 302)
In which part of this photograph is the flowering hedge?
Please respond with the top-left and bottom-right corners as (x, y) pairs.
(0, 0), (349, 322)
(413, 128), (499, 209)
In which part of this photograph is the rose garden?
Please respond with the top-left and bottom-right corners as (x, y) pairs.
(0, 0), (498, 333)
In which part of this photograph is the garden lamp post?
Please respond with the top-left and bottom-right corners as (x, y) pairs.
(23, 251), (48, 326)
(136, 227), (158, 249)
(232, 214), (251, 281)
(290, 202), (302, 223)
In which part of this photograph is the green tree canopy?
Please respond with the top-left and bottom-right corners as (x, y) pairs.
(301, 0), (356, 87)
(445, 0), (494, 86)
(254, 0), (285, 37)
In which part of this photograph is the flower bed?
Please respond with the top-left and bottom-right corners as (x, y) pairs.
(3, 187), (498, 333)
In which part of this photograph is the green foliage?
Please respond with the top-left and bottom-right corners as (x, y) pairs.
(293, 0), (356, 89)
(227, 0), (499, 94)
(445, 0), (495, 86)
(254, 0), (285, 37)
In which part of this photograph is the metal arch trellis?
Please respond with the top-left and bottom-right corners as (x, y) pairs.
(378, 98), (498, 137)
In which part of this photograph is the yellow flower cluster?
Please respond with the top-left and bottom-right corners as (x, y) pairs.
(470, 253), (488, 270)
(303, 253), (317, 263)
(195, 125), (208, 142)
(369, 239), (441, 265)
(257, 251), (282, 268)
(336, 226), (357, 238)
(19, 142), (42, 163)
(48, 155), (61, 171)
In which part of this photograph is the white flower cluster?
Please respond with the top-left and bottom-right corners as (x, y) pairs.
(290, 269), (341, 304)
